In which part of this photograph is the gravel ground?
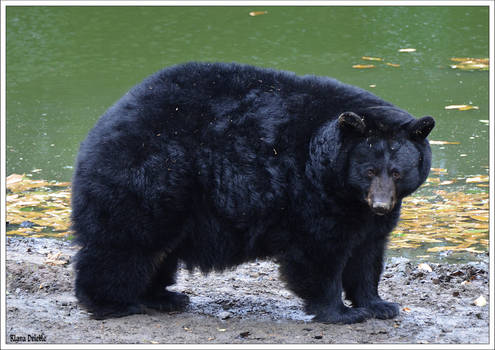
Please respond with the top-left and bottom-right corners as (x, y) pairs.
(4, 236), (491, 345)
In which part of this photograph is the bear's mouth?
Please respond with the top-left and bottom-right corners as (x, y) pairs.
(366, 196), (395, 216)
(370, 205), (391, 216)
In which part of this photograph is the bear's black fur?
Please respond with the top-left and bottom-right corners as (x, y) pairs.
(72, 62), (434, 323)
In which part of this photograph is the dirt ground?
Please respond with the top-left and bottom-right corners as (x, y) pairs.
(4, 236), (491, 345)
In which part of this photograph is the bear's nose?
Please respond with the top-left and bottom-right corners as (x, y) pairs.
(371, 201), (392, 215)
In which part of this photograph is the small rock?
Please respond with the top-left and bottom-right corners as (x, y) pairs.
(239, 331), (250, 338)
(418, 263), (433, 273)
(441, 327), (452, 333)
(473, 295), (487, 307)
(218, 311), (231, 320)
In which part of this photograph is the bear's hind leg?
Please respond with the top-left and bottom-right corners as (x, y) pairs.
(74, 246), (154, 320)
(140, 253), (189, 312)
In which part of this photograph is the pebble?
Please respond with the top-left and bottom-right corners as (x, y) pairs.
(218, 311), (232, 320)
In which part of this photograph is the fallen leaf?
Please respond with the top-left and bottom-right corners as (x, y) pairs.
(473, 295), (487, 307)
(465, 175), (489, 183)
(6, 174), (25, 186)
(398, 48), (416, 52)
(440, 180), (454, 185)
(450, 58), (489, 71)
(429, 140), (461, 145)
(450, 57), (489, 63)
(444, 105), (479, 111)
(431, 168), (448, 172)
(402, 307), (411, 312)
(45, 252), (69, 266)
(386, 62), (400, 67)
(470, 215), (488, 222)
(450, 64), (488, 71)
(352, 64), (375, 69)
(249, 11), (268, 16)
(427, 246), (458, 253)
(362, 56), (383, 61)
(369, 84), (376, 88)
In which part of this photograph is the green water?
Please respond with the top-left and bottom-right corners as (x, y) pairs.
(6, 6), (490, 183)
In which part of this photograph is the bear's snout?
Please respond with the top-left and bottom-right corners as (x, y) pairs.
(366, 175), (397, 215)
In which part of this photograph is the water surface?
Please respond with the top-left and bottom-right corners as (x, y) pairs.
(5, 6), (490, 261)
(6, 6), (489, 182)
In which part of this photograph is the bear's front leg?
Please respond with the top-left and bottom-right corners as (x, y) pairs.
(279, 247), (372, 324)
(342, 236), (399, 320)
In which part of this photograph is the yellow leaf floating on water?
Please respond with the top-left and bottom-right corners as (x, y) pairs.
(444, 105), (479, 111)
(450, 58), (489, 71)
(398, 48), (416, 52)
(352, 64), (375, 69)
(400, 214), (418, 220)
(249, 11), (268, 16)
(386, 62), (400, 67)
(470, 215), (488, 222)
(362, 56), (383, 61)
(466, 175), (489, 183)
(429, 140), (461, 145)
(451, 57), (489, 63)
(7, 173), (25, 186)
(427, 246), (461, 253)
(430, 168), (448, 172)
(440, 180), (454, 186)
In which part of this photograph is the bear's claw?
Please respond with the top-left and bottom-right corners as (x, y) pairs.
(141, 290), (190, 312)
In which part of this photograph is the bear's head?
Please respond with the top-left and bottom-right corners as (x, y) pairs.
(306, 107), (435, 215)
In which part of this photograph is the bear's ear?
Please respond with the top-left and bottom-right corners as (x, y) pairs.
(337, 112), (366, 135)
(409, 116), (435, 140)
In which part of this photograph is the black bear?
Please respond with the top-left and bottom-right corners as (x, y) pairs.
(72, 62), (434, 323)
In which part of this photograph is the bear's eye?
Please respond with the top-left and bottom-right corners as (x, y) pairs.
(367, 169), (376, 177)
(392, 170), (401, 180)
